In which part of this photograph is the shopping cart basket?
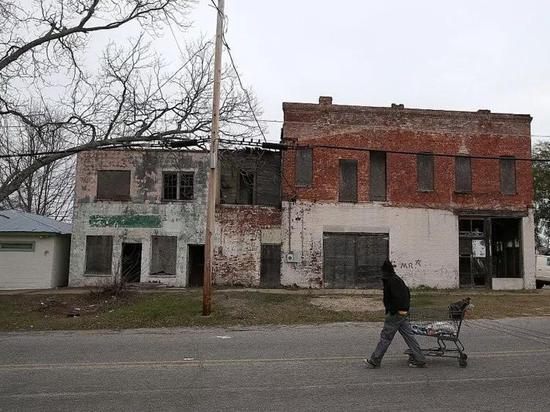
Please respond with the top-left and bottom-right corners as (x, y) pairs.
(405, 297), (473, 367)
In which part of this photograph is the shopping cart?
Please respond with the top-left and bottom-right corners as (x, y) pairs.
(405, 297), (473, 367)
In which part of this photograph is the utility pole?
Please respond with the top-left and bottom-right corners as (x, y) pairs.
(203, 0), (225, 316)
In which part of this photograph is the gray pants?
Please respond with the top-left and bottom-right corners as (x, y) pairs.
(370, 313), (426, 366)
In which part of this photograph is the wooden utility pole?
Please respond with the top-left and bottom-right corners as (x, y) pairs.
(203, 0), (225, 316)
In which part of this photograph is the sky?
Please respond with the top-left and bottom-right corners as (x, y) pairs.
(173, 0), (550, 144)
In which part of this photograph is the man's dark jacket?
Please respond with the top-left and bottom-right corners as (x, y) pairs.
(382, 275), (410, 314)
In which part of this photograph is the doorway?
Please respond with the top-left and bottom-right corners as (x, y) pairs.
(121, 243), (142, 283)
(260, 244), (281, 287)
(188, 245), (205, 287)
(491, 218), (521, 279)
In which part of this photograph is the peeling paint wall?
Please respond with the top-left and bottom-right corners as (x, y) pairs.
(69, 150), (209, 287)
(214, 205), (282, 286)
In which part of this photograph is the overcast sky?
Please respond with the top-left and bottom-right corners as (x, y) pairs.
(173, 0), (550, 144)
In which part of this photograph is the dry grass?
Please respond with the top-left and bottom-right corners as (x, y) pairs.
(0, 289), (548, 332)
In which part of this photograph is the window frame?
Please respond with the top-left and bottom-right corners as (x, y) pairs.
(85, 235), (113, 275)
(499, 156), (517, 195)
(416, 152), (434, 192)
(369, 151), (387, 202)
(162, 171), (195, 202)
(455, 156), (472, 194)
(295, 147), (313, 188)
(0, 241), (35, 252)
(339, 159), (358, 203)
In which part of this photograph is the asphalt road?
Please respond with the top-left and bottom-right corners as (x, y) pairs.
(1, 317), (550, 411)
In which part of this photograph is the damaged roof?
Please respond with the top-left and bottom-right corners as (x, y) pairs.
(0, 210), (71, 235)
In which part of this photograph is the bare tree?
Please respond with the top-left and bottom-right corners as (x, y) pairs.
(0, 116), (75, 220)
(0, 0), (262, 204)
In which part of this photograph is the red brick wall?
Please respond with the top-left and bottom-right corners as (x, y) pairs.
(282, 99), (533, 211)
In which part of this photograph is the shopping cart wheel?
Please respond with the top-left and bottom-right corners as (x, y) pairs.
(459, 354), (468, 368)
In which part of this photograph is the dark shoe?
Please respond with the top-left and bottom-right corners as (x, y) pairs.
(363, 358), (380, 369)
(408, 361), (426, 368)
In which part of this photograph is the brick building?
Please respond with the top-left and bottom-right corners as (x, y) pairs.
(280, 97), (535, 289)
(68, 149), (281, 288)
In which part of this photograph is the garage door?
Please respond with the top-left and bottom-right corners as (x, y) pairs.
(323, 233), (389, 289)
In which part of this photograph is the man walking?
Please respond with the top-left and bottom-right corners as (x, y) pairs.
(365, 260), (426, 368)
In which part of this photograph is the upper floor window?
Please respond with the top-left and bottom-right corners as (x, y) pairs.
(500, 157), (516, 195)
(237, 170), (255, 204)
(163, 172), (194, 201)
(97, 170), (130, 201)
(417, 153), (434, 192)
(455, 156), (472, 193)
(296, 147), (313, 187)
(339, 159), (358, 202)
(369, 151), (387, 201)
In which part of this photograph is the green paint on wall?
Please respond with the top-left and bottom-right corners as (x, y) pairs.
(89, 215), (161, 228)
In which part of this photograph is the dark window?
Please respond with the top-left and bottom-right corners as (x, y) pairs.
(417, 153), (434, 191)
(455, 156), (472, 193)
(369, 151), (386, 201)
(85, 236), (113, 274)
(97, 171), (130, 201)
(151, 236), (177, 276)
(339, 159), (358, 202)
(163, 172), (194, 201)
(163, 172), (178, 200)
(500, 157), (516, 195)
(238, 170), (255, 204)
(296, 148), (313, 187)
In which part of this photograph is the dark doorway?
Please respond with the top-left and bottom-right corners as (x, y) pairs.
(492, 218), (521, 279)
(459, 218), (489, 288)
(260, 244), (281, 287)
(121, 243), (142, 283)
(188, 245), (205, 287)
(323, 233), (389, 289)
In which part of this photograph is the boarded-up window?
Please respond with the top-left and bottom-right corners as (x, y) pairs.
(339, 159), (357, 202)
(237, 170), (255, 204)
(369, 151), (386, 201)
(85, 236), (112, 274)
(296, 148), (313, 187)
(163, 172), (194, 201)
(97, 171), (130, 201)
(455, 156), (472, 193)
(417, 153), (434, 191)
(500, 157), (516, 195)
(151, 236), (177, 276)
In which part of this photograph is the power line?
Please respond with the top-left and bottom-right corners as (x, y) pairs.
(299, 143), (550, 162)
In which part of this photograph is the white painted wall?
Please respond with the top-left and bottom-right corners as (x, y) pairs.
(522, 209), (536, 289)
(281, 201), (460, 288)
(0, 235), (58, 289)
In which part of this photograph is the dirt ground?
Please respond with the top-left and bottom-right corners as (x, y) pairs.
(310, 296), (385, 312)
